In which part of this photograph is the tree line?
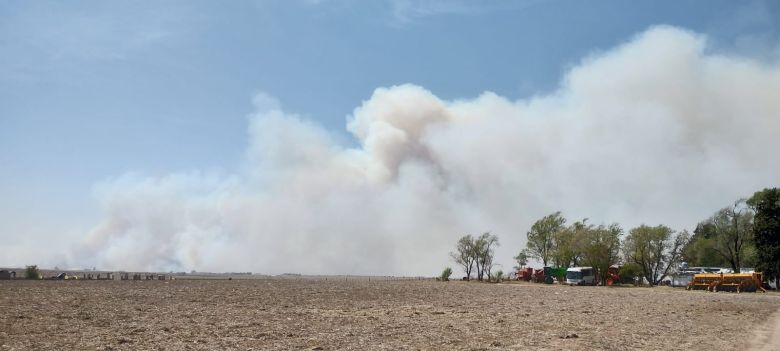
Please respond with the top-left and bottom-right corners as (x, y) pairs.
(449, 187), (780, 288)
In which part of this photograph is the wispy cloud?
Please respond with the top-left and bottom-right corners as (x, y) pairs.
(0, 2), (187, 75)
(389, 0), (478, 23)
(298, 0), (533, 27)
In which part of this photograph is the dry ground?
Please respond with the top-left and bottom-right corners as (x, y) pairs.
(2, 279), (779, 350)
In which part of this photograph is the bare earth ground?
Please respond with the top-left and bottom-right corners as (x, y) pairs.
(2, 279), (779, 350)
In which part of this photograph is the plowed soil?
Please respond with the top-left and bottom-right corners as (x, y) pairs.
(2, 279), (779, 350)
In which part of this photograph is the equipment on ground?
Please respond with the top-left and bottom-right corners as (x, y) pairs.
(515, 267), (533, 281)
(605, 265), (621, 286)
(686, 272), (767, 293)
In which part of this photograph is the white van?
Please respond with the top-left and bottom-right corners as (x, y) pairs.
(566, 267), (597, 286)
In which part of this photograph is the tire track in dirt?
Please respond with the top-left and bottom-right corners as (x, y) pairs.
(750, 308), (780, 351)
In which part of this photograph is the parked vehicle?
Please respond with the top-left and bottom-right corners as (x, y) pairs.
(515, 267), (533, 281)
(566, 267), (597, 286)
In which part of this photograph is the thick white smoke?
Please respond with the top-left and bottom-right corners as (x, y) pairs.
(77, 26), (780, 274)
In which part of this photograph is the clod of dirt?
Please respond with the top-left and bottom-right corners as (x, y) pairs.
(312, 347), (324, 350)
(490, 341), (502, 346)
(561, 333), (579, 339)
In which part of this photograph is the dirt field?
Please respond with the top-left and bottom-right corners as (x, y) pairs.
(2, 279), (779, 350)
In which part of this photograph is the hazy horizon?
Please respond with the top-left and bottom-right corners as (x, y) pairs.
(2, 1), (779, 275)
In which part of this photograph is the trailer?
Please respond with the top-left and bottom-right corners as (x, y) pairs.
(687, 272), (767, 293)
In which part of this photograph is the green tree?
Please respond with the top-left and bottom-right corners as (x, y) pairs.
(440, 267), (453, 282)
(708, 201), (754, 273)
(450, 235), (476, 280)
(513, 249), (530, 270)
(526, 212), (565, 266)
(552, 219), (588, 268)
(580, 223), (623, 286)
(25, 265), (41, 280)
(748, 188), (780, 289)
(618, 262), (643, 284)
(682, 222), (727, 267)
(623, 225), (689, 286)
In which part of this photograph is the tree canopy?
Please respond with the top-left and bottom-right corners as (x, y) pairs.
(451, 232), (499, 281)
(525, 212), (565, 266)
(623, 224), (688, 286)
(748, 188), (780, 288)
(580, 223), (623, 286)
(707, 201), (754, 273)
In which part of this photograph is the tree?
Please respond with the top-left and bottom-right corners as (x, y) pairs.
(552, 219), (588, 268)
(450, 235), (476, 280)
(474, 232), (499, 281)
(618, 262), (643, 284)
(707, 200), (754, 273)
(623, 225), (688, 286)
(682, 222), (728, 267)
(491, 270), (504, 283)
(580, 223), (622, 286)
(439, 267), (453, 282)
(25, 265), (41, 280)
(513, 249), (530, 270)
(748, 188), (780, 289)
(526, 212), (565, 266)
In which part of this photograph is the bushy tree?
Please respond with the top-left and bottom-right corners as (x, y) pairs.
(450, 235), (476, 280)
(526, 212), (565, 266)
(440, 267), (453, 282)
(580, 223), (622, 286)
(25, 265), (41, 280)
(748, 188), (780, 289)
(513, 249), (530, 270)
(623, 225), (688, 286)
(618, 262), (643, 284)
(552, 219), (588, 268)
(707, 201), (754, 273)
(682, 222), (728, 267)
(492, 270), (504, 283)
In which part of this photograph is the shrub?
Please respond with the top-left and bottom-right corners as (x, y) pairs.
(440, 267), (453, 282)
(619, 263), (643, 284)
(619, 263), (641, 277)
(25, 265), (41, 280)
(492, 270), (504, 283)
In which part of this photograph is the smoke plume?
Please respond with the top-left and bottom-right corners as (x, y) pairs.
(77, 26), (780, 274)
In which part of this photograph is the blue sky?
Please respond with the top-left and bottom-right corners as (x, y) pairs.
(2, 1), (779, 272)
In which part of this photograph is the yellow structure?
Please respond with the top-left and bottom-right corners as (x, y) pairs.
(687, 272), (766, 293)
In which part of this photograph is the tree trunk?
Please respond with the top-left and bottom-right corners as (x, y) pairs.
(728, 258), (738, 273)
(775, 275), (779, 291)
